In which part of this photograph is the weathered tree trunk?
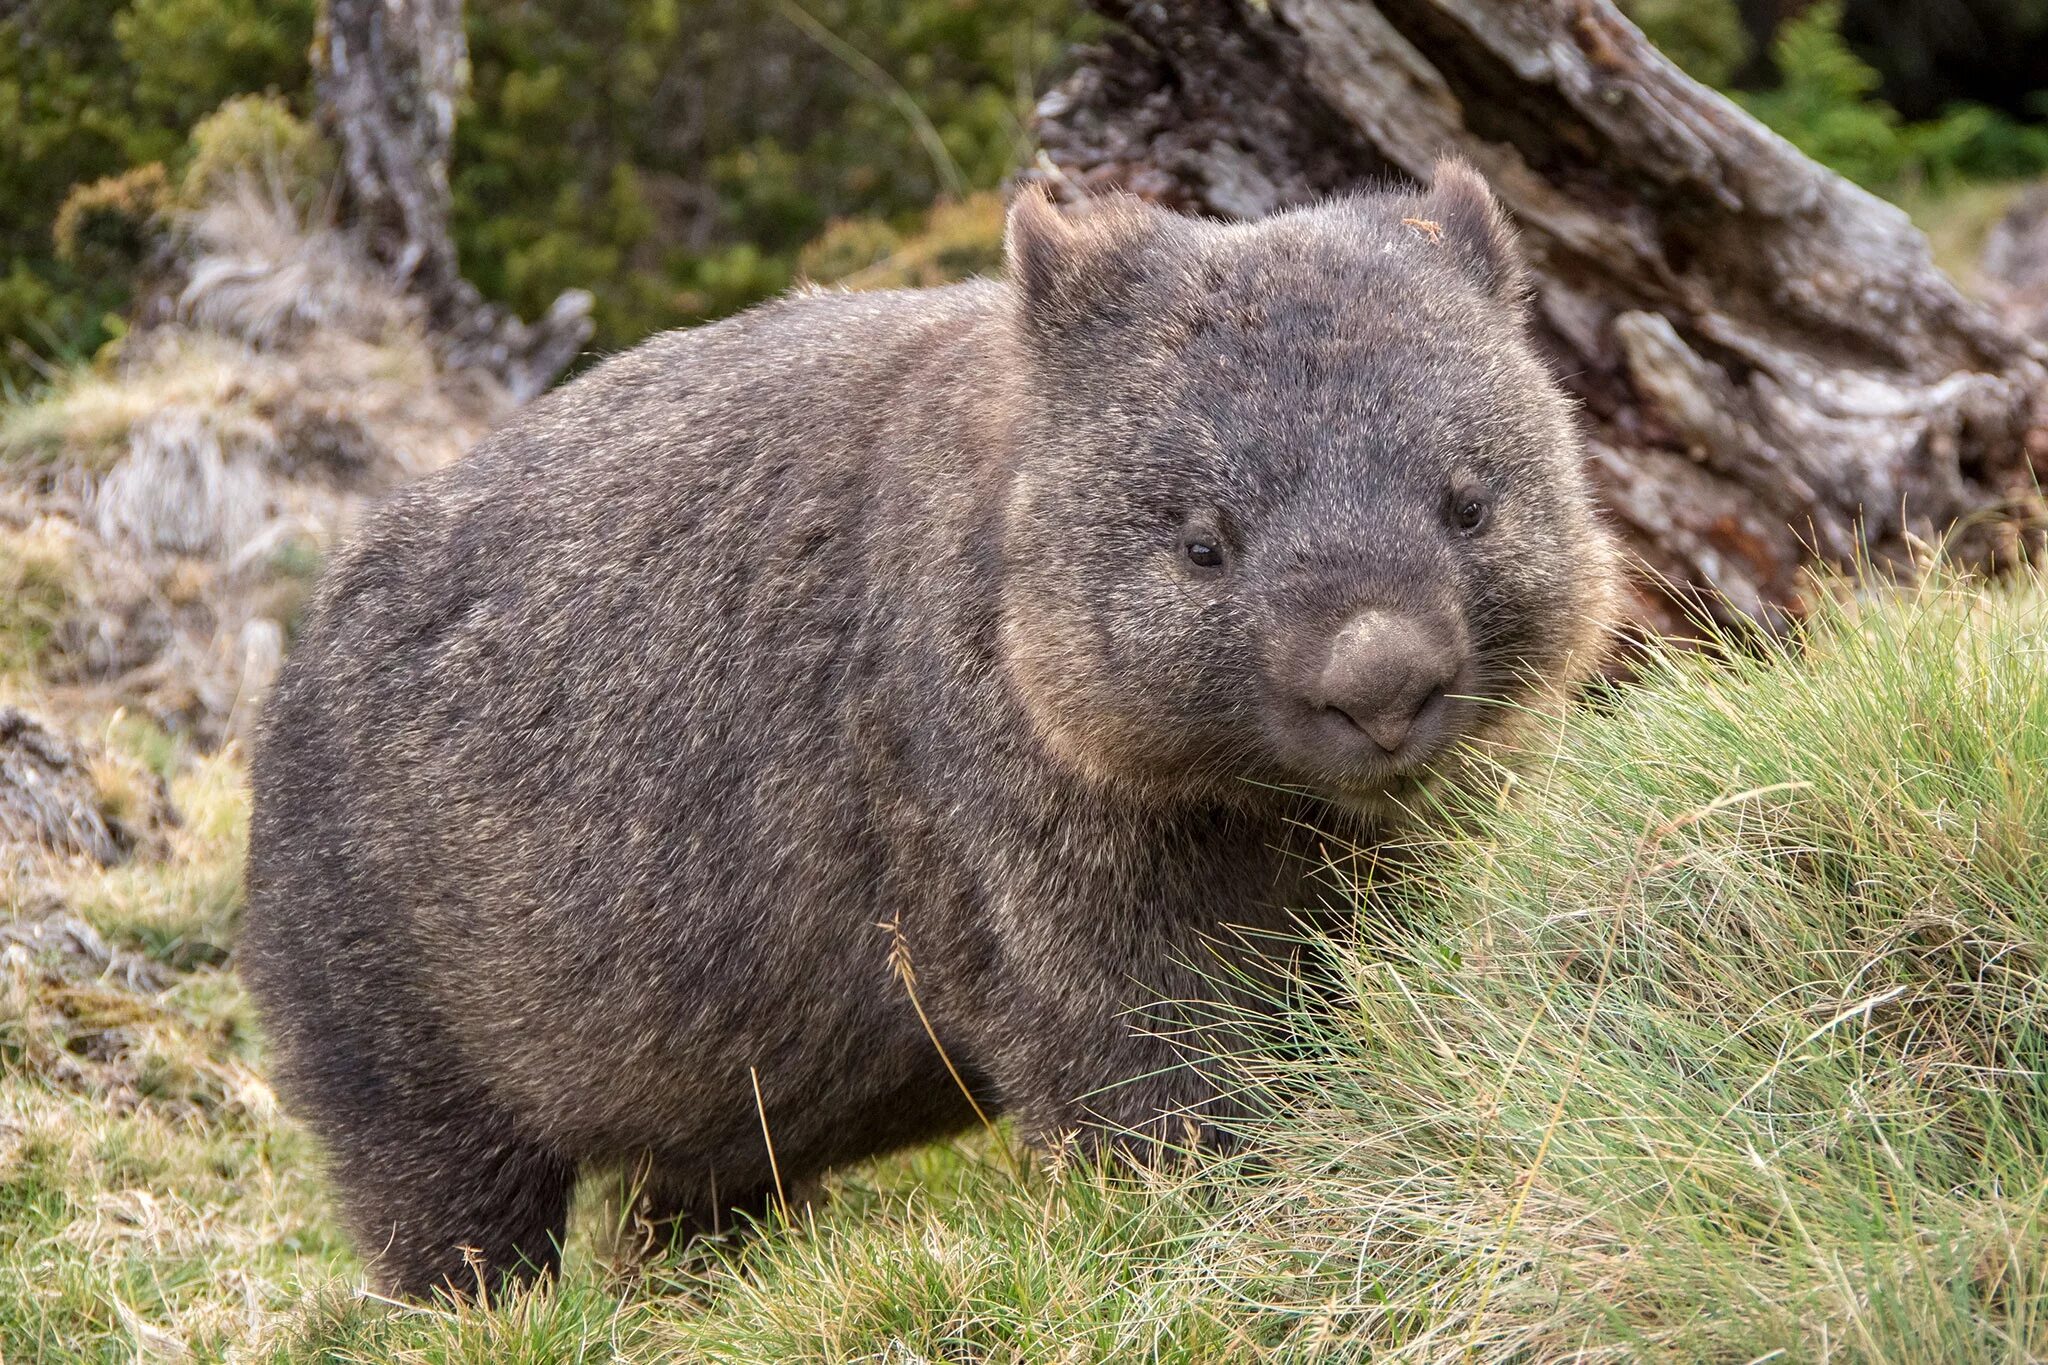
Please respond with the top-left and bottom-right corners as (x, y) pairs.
(1984, 182), (2048, 343)
(316, 0), (591, 401)
(1033, 0), (2048, 632)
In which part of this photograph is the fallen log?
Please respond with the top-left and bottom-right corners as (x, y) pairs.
(1033, 0), (2048, 631)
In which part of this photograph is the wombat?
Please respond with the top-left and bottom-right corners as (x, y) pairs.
(240, 160), (1621, 1300)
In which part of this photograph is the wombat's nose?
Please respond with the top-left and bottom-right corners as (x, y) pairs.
(1314, 611), (1463, 755)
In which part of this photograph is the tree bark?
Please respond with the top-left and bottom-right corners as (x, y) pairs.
(315, 0), (591, 401)
(1983, 182), (2048, 344)
(1032, 0), (2048, 633)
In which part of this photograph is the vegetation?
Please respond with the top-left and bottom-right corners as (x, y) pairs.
(0, 0), (1092, 391)
(0, 0), (318, 390)
(1741, 3), (2048, 195)
(5, 1), (2048, 1359)
(10, 0), (2048, 393)
(1622, 0), (2048, 196)
(3, 569), (2045, 1359)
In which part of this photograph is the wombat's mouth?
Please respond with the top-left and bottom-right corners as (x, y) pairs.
(1267, 671), (1481, 777)
(1306, 736), (1501, 826)
(1255, 673), (1524, 812)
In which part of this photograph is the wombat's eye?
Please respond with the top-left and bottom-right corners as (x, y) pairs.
(1183, 535), (1225, 570)
(1450, 486), (1494, 535)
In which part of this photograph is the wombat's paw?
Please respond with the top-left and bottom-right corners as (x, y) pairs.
(370, 1239), (556, 1305)
(1108, 1116), (1246, 1170)
(1035, 1101), (1247, 1176)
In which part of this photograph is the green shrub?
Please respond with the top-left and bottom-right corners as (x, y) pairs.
(1742, 3), (2048, 193)
(451, 0), (1096, 352)
(0, 0), (316, 391)
(1614, 0), (2048, 198)
(0, 0), (1091, 391)
(51, 164), (170, 277)
(179, 94), (334, 208)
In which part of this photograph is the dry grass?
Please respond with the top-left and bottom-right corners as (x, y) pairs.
(1, 710), (337, 1363)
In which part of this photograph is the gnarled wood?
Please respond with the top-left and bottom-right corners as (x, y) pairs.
(316, 0), (591, 400)
(1984, 182), (2048, 343)
(1034, 0), (2048, 631)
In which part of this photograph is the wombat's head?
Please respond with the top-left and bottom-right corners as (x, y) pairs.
(997, 161), (1623, 809)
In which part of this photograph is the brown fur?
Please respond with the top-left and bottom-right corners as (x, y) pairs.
(240, 160), (1621, 1299)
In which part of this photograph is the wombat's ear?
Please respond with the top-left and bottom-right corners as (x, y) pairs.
(1419, 158), (1529, 306)
(1006, 185), (1160, 335)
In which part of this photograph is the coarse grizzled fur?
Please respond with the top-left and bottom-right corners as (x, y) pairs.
(240, 160), (1622, 1299)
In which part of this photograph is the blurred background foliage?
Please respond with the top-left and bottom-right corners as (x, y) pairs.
(450, 0), (1090, 348)
(4, 0), (2047, 395)
(0, 0), (1090, 392)
(1623, 0), (2048, 192)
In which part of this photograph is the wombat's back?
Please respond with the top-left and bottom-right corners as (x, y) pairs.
(242, 280), (1011, 1197)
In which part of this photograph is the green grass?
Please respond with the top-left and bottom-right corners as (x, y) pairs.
(3, 573), (2045, 1361)
(1191, 577), (2048, 1359)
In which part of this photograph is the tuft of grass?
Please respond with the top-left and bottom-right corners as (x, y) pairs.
(0, 333), (268, 473)
(0, 519), (87, 680)
(797, 192), (1007, 293)
(66, 735), (248, 970)
(658, 1141), (1241, 1363)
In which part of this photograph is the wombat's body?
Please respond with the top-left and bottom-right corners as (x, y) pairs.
(242, 164), (1620, 1299)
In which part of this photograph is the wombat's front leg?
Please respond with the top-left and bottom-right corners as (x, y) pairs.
(965, 911), (1268, 1162)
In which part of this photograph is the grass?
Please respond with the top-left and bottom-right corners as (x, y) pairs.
(1193, 576), (2048, 1360)
(1, 571), (2044, 1361)
(0, 333), (277, 473)
(0, 518), (88, 680)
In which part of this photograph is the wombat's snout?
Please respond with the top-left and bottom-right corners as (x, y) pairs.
(1309, 610), (1465, 759)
